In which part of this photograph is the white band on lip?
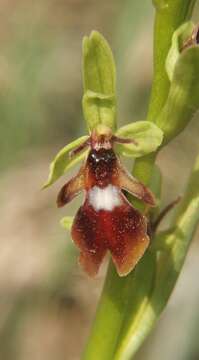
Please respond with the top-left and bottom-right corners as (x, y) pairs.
(88, 185), (121, 211)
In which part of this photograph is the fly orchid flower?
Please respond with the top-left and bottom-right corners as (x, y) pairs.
(44, 31), (163, 277)
(57, 125), (156, 276)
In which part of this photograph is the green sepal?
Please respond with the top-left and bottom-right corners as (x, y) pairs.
(43, 136), (89, 188)
(115, 121), (163, 158)
(156, 45), (199, 144)
(166, 21), (195, 81)
(82, 31), (116, 131)
(60, 216), (74, 231)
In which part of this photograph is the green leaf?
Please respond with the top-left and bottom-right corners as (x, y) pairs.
(82, 31), (116, 131)
(166, 21), (195, 81)
(60, 216), (74, 230)
(115, 121), (163, 158)
(43, 136), (89, 188)
(156, 45), (199, 144)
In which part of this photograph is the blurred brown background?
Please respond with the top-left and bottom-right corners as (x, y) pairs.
(0, 1), (199, 359)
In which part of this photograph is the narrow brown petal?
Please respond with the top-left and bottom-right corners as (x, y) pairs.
(57, 166), (85, 207)
(114, 161), (156, 207)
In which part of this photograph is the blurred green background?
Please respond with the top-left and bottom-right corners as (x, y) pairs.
(0, 1), (199, 359)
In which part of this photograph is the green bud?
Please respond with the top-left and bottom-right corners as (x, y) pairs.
(156, 44), (199, 144)
(166, 21), (195, 81)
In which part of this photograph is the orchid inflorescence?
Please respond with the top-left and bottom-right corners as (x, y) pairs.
(44, 14), (199, 359)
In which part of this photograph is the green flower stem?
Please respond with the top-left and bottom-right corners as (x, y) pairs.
(82, 263), (131, 360)
(132, 153), (156, 193)
(82, 2), (196, 359)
